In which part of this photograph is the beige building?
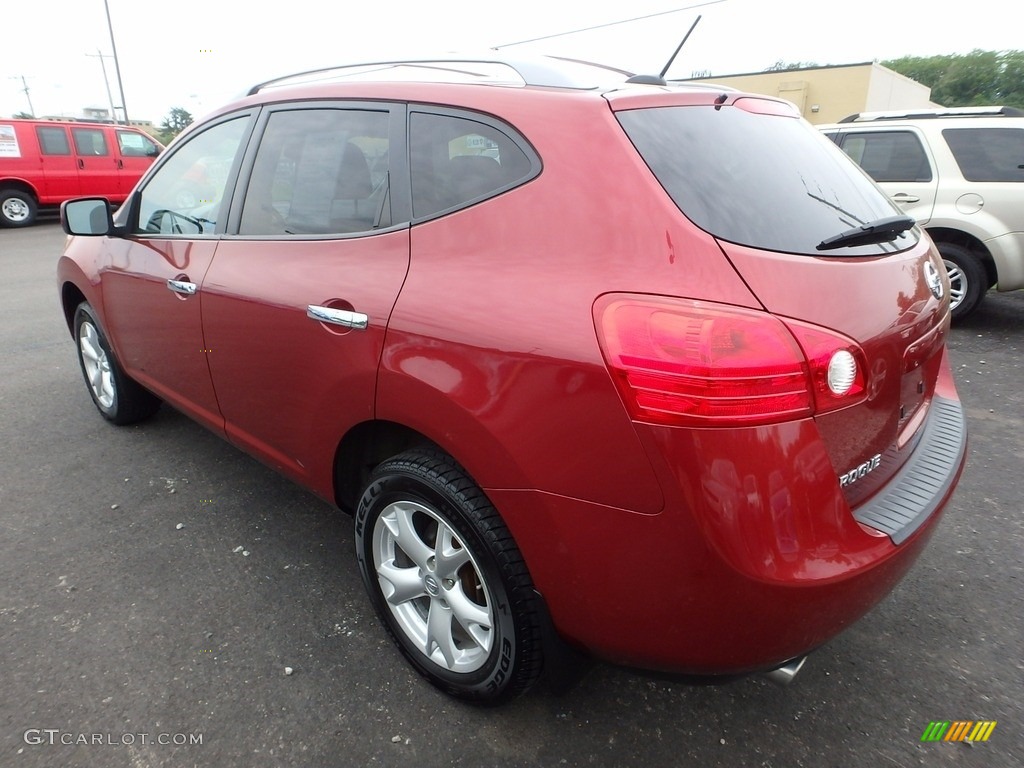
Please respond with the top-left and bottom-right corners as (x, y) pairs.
(684, 62), (938, 124)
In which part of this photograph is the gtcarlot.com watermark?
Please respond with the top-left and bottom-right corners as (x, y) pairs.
(23, 729), (203, 747)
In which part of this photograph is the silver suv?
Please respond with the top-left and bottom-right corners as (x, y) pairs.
(821, 107), (1024, 319)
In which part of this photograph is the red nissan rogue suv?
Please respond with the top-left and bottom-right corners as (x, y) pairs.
(57, 55), (967, 704)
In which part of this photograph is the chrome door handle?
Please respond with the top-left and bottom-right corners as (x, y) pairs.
(307, 305), (368, 330)
(167, 279), (197, 295)
(891, 193), (921, 203)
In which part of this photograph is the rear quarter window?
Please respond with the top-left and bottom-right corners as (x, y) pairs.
(942, 127), (1024, 182)
(617, 103), (916, 257)
(409, 110), (537, 219)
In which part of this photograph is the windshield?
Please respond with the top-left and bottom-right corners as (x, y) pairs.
(617, 101), (918, 257)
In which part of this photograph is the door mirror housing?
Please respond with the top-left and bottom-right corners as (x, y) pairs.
(61, 198), (115, 236)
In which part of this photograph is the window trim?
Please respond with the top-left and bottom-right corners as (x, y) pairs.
(225, 100), (410, 240)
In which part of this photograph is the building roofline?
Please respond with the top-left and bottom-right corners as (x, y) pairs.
(681, 61), (876, 81)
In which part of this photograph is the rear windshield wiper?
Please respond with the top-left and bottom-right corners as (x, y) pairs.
(816, 215), (915, 251)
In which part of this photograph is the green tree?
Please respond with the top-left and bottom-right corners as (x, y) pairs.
(159, 107), (194, 144)
(13, 111), (33, 119)
(764, 60), (819, 72)
(883, 50), (1024, 109)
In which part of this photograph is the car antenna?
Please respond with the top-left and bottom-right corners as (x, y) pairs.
(626, 15), (702, 85)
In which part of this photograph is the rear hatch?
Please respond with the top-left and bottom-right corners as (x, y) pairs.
(610, 90), (951, 508)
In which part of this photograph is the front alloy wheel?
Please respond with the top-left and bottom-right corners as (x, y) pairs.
(79, 319), (115, 409)
(355, 450), (543, 704)
(73, 302), (160, 425)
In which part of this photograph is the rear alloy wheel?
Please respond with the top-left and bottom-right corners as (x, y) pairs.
(0, 188), (37, 227)
(939, 242), (986, 320)
(355, 450), (543, 704)
(74, 302), (161, 425)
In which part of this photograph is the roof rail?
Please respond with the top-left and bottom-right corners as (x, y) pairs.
(838, 106), (1024, 123)
(246, 53), (635, 95)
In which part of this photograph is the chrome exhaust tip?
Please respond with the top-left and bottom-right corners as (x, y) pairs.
(763, 656), (807, 686)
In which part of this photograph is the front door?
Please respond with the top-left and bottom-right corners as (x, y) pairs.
(115, 128), (162, 196)
(100, 115), (254, 431)
(836, 129), (939, 225)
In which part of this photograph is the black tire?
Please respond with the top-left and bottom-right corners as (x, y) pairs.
(0, 187), (37, 227)
(73, 302), (161, 425)
(938, 242), (986, 320)
(355, 449), (543, 704)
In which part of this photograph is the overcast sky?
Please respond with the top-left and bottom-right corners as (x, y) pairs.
(2, 0), (1021, 123)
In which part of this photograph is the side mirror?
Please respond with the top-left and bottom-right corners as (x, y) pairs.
(61, 198), (114, 236)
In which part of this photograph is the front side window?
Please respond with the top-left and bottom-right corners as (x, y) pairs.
(840, 131), (932, 183)
(135, 117), (249, 236)
(37, 126), (70, 155)
(72, 127), (109, 156)
(240, 109), (390, 236)
(410, 111), (536, 219)
(117, 130), (160, 158)
(943, 127), (1024, 182)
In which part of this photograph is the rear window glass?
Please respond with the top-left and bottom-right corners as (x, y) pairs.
(942, 127), (1024, 182)
(617, 104), (916, 256)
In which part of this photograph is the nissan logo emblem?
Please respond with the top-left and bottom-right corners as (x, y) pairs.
(924, 261), (944, 301)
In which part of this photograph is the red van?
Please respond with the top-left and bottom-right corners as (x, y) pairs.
(0, 118), (162, 227)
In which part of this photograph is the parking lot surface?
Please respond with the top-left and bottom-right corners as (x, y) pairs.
(2, 222), (1022, 767)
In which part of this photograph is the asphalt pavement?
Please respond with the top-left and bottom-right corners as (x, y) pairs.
(1, 221), (1021, 767)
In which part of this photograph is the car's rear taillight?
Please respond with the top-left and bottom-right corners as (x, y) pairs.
(594, 295), (867, 427)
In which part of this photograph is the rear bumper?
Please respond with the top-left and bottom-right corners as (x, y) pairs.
(487, 358), (967, 676)
(854, 395), (966, 544)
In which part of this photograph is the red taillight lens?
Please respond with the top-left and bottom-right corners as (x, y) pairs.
(785, 319), (868, 413)
(594, 295), (866, 427)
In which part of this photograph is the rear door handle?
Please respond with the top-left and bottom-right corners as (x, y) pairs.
(307, 305), (368, 330)
(891, 193), (921, 203)
(167, 279), (197, 295)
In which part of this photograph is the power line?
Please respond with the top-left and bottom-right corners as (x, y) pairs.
(494, 0), (726, 48)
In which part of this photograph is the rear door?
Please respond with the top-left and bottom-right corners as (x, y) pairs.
(201, 103), (410, 498)
(829, 127), (939, 226)
(71, 126), (120, 200)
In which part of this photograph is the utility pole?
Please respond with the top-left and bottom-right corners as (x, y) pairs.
(85, 50), (118, 123)
(103, 0), (129, 124)
(12, 76), (35, 117)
